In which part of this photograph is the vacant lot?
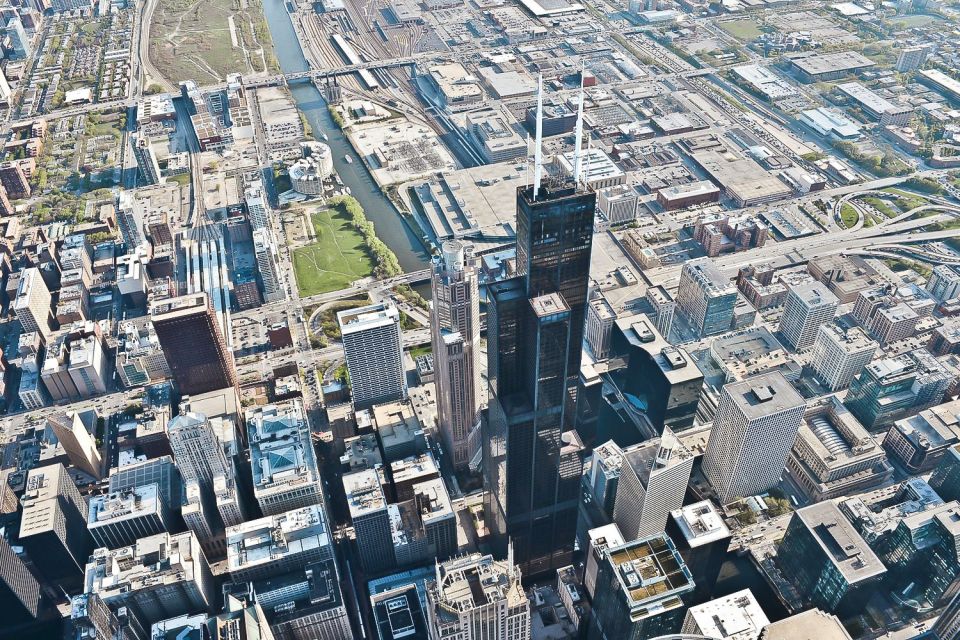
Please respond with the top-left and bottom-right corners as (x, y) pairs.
(149, 0), (273, 84)
(293, 207), (375, 296)
(719, 19), (763, 40)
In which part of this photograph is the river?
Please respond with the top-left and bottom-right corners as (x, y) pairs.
(260, 0), (430, 273)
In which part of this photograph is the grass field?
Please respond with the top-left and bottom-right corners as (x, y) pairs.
(293, 207), (375, 296)
(719, 19), (763, 40)
(840, 202), (859, 228)
(149, 0), (272, 84)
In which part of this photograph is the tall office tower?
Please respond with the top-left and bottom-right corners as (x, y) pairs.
(132, 133), (162, 185)
(702, 372), (805, 503)
(609, 313), (704, 437)
(931, 589), (960, 640)
(86, 531), (215, 629)
(776, 502), (885, 614)
(247, 400), (323, 515)
(588, 534), (695, 640)
(208, 592), (278, 640)
(586, 294), (616, 360)
(151, 293), (237, 395)
(13, 267), (52, 339)
(677, 257), (737, 337)
(0, 536), (42, 625)
(225, 505), (334, 582)
(681, 589), (769, 640)
(343, 469), (395, 573)
(372, 584), (428, 640)
(168, 412), (244, 527)
(3, 17), (30, 59)
(253, 227), (285, 303)
(646, 285), (676, 339)
(589, 441), (625, 519)
(896, 44), (930, 72)
(68, 334), (109, 397)
(182, 479), (222, 558)
(253, 560), (352, 640)
(47, 412), (102, 479)
(846, 350), (950, 430)
(811, 324), (877, 392)
(927, 265), (960, 302)
(612, 428), (695, 539)
(18, 464), (92, 587)
(430, 240), (482, 470)
(338, 301), (407, 409)
(425, 552), (530, 640)
(485, 180), (595, 576)
(584, 524), (625, 600)
(245, 181), (268, 230)
(69, 592), (146, 640)
(0, 160), (30, 198)
(760, 609), (852, 640)
(87, 484), (173, 549)
(931, 445), (960, 502)
(116, 319), (171, 387)
(778, 281), (839, 351)
(667, 501), (732, 603)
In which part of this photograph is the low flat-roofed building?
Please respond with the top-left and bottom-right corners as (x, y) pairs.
(427, 63), (483, 111)
(691, 149), (792, 207)
(681, 589), (769, 639)
(462, 107), (526, 164)
(883, 397), (960, 473)
(554, 148), (626, 189)
(732, 64), (798, 102)
(920, 68), (960, 104)
(246, 399), (323, 516)
(226, 505), (333, 582)
(656, 180), (721, 210)
(798, 107), (862, 141)
(476, 66), (537, 99)
(787, 397), (892, 502)
(837, 82), (913, 125)
(788, 50), (875, 82)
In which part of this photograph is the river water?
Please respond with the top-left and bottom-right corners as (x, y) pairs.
(260, 0), (430, 272)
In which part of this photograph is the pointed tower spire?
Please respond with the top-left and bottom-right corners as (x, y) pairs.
(572, 65), (586, 186)
(533, 73), (544, 200)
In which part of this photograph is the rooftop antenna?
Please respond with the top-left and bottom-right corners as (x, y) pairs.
(533, 73), (544, 200)
(572, 65), (585, 187)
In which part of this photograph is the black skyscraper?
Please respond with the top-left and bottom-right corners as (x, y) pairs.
(484, 184), (596, 577)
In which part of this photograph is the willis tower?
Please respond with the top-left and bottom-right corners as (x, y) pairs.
(484, 74), (596, 577)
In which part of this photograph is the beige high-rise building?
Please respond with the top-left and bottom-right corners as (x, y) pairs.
(430, 240), (482, 470)
(702, 371), (806, 503)
(426, 552), (530, 640)
(48, 412), (102, 479)
(13, 267), (52, 339)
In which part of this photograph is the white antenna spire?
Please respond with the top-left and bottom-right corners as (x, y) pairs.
(533, 73), (544, 200)
(572, 65), (585, 186)
(582, 131), (592, 190)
